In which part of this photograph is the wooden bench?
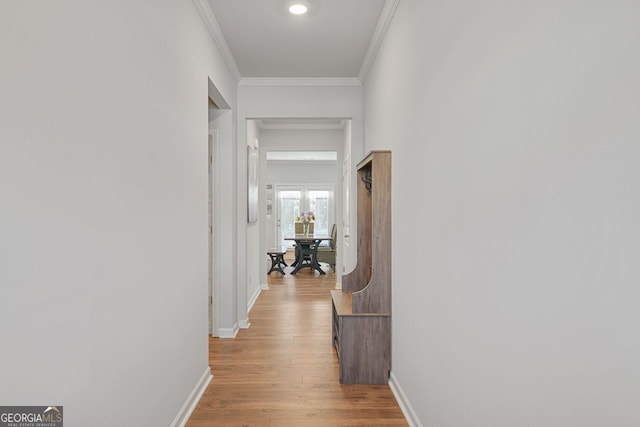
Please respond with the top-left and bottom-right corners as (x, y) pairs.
(266, 247), (288, 275)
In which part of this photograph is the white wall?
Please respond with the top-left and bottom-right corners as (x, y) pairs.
(341, 119), (356, 273)
(210, 110), (238, 337)
(0, 1), (237, 425)
(266, 160), (338, 186)
(245, 120), (261, 316)
(364, 1), (640, 426)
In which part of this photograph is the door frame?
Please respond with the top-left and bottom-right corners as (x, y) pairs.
(208, 130), (217, 336)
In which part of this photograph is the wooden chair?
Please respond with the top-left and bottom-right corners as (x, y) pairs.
(316, 223), (337, 270)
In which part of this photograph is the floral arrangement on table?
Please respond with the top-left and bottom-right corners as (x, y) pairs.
(296, 212), (315, 223)
(296, 211), (315, 235)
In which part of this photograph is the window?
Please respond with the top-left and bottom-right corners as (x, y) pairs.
(277, 185), (334, 248)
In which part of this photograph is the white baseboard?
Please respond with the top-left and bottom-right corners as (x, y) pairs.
(389, 371), (423, 427)
(247, 285), (262, 313)
(260, 282), (269, 290)
(217, 283), (266, 337)
(216, 323), (239, 338)
(170, 366), (212, 427)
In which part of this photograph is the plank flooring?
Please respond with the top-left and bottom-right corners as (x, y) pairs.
(186, 255), (408, 427)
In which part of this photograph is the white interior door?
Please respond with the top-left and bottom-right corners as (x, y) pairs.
(306, 187), (332, 236)
(277, 186), (302, 249)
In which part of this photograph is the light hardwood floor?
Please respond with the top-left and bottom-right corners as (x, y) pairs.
(186, 257), (408, 427)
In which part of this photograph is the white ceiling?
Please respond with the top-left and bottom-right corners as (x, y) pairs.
(207, 0), (389, 79)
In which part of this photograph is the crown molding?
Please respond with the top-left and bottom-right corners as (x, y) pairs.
(239, 77), (362, 87)
(257, 120), (347, 130)
(267, 159), (338, 166)
(192, 0), (242, 83)
(358, 0), (400, 83)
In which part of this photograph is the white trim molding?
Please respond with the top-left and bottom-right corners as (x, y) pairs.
(216, 322), (240, 339)
(247, 285), (262, 313)
(358, 0), (400, 83)
(258, 120), (347, 131)
(192, 0), (242, 83)
(239, 77), (362, 87)
(170, 366), (213, 427)
(389, 371), (423, 427)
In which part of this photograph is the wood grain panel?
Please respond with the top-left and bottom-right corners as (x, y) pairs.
(330, 151), (392, 384)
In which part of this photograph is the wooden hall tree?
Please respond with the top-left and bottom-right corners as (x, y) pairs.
(330, 150), (391, 384)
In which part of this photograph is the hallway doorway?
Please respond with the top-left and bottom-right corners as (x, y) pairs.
(208, 77), (232, 338)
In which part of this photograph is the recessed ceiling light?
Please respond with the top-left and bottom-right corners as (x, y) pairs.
(289, 3), (308, 15)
